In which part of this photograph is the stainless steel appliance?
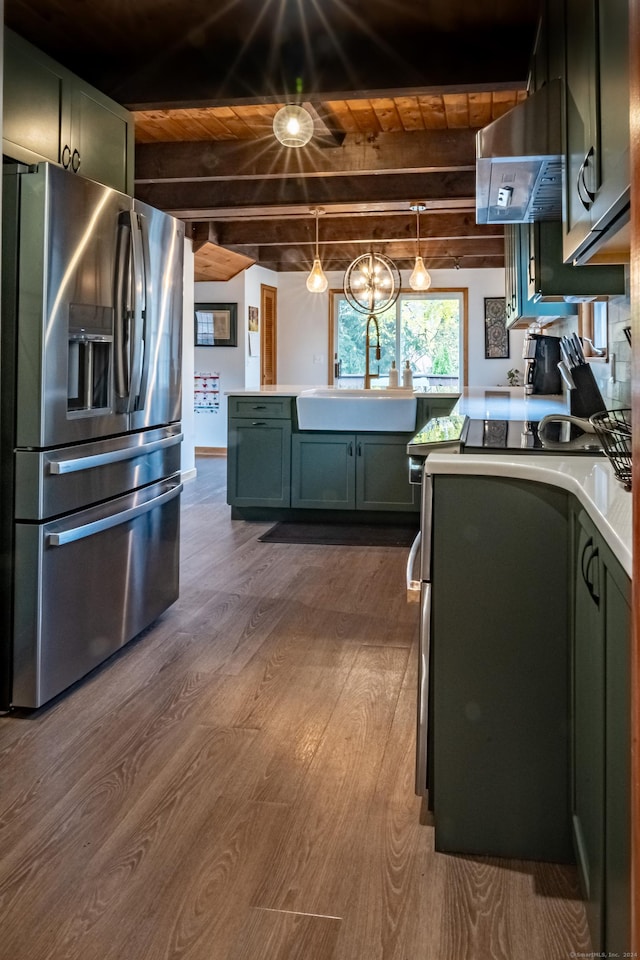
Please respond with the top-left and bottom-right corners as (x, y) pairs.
(523, 332), (562, 395)
(1, 163), (185, 709)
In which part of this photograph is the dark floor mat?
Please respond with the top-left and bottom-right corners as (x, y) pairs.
(258, 521), (418, 547)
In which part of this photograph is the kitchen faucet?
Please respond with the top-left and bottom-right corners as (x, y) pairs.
(364, 314), (381, 389)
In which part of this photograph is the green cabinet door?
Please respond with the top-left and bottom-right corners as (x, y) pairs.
(3, 30), (67, 165)
(356, 434), (416, 511)
(3, 29), (134, 194)
(603, 554), (631, 955)
(291, 433), (356, 509)
(69, 79), (134, 194)
(572, 510), (605, 950)
(227, 419), (291, 508)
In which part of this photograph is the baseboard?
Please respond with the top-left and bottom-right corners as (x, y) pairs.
(195, 446), (227, 457)
(181, 467), (198, 483)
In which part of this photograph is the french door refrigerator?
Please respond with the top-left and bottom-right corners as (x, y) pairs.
(1, 162), (185, 710)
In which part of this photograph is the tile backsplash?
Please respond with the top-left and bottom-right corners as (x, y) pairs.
(547, 272), (631, 409)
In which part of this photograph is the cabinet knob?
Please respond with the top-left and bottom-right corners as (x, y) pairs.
(71, 148), (81, 173)
(61, 144), (71, 169)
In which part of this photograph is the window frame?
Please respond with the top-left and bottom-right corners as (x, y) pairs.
(327, 286), (469, 386)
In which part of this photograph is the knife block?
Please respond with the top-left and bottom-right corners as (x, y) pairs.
(569, 363), (606, 418)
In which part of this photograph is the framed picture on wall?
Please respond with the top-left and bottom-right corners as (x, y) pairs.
(248, 306), (259, 331)
(484, 296), (509, 359)
(194, 303), (238, 347)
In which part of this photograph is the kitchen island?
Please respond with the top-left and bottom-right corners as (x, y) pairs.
(225, 384), (460, 521)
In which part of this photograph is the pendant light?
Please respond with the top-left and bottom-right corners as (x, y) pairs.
(409, 201), (432, 291)
(306, 208), (328, 293)
(273, 104), (314, 148)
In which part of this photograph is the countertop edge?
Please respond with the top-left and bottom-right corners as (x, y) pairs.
(425, 452), (632, 577)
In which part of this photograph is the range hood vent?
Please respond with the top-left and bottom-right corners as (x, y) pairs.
(476, 79), (563, 224)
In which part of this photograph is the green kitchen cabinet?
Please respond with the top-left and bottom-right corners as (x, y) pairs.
(503, 221), (624, 329)
(292, 433), (356, 510)
(3, 29), (134, 194)
(572, 511), (605, 946)
(430, 475), (572, 861)
(504, 223), (577, 328)
(572, 508), (631, 954)
(292, 432), (416, 511)
(227, 418), (292, 508)
(563, 0), (629, 265)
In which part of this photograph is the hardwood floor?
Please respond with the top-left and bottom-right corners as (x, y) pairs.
(0, 457), (590, 960)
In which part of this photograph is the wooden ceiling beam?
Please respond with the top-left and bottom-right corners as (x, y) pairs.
(134, 170), (477, 217)
(212, 213), (502, 247)
(134, 129), (476, 184)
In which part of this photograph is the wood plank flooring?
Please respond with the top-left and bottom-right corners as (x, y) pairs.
(0, 457), (591, 960)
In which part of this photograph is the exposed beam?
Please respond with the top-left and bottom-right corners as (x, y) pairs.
(134, 129), (477, 184)
(135, 171), (477, 218)
(212, 212), (502, 247)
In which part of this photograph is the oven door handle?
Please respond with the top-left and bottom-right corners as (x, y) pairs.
(48, 432), (183, 474)
(406, 531), (422, 602)
(47, 483), (182, 547)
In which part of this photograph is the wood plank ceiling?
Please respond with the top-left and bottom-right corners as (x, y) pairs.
(4, 0), (542, 276)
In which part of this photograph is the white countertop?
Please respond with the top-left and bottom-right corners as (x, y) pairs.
(226, 385), (569, 419)
(225, 384), (460, 398)
(426, 452), (632, 577)
(452, 387), (568, 420)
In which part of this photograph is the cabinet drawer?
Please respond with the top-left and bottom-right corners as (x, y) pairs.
(228, 397), (292, 419)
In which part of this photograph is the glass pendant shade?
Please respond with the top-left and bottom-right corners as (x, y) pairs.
(306, 258), (328, 293)
(273, 104), (314, 147)
(409, 255), (432, 291)
(306, 209), (328, 293)
(409, 202), (432, 291)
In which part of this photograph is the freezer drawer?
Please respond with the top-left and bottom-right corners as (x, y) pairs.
(14, 424), (183, 520)
(12, 475), (181, 708)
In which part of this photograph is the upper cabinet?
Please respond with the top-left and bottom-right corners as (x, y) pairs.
(563, 0), (629, 265)
(3, 30), (135, 195)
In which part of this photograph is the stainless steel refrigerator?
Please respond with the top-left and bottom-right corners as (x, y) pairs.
(1, 162), (185, 710)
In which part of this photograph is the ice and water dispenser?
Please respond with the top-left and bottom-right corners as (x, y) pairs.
(67, 303), (113, 414)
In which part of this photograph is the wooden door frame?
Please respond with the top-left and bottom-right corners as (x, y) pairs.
(630, 0), (640, 948)
(327, 286), (469, 386)
(260, 283), (277, 386)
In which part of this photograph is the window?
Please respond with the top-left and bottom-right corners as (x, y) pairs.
(331, 289), (467, 388)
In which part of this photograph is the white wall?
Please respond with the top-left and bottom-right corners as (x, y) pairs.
(277, 267), (526, 388)
(192, 265), (279, 447)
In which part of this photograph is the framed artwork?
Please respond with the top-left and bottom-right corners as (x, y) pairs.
(248, 306), (259, 332)
(484, 297), (509, 359)
(194, 303), (237, 347)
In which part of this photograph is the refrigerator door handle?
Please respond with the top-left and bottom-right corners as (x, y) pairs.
(114, 213), (132, 399)
(406, 531), (422, 602)
(48, 432), (184, 475)
(415, 581), (431, 797)
(128, 211), (146, 412)
(134, 212), (152, 413)
(47, 483), (183, 547)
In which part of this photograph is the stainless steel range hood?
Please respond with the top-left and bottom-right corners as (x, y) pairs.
(476, 79), (563, 224)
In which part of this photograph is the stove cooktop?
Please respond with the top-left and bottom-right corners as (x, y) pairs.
(463, 418), (603, 454)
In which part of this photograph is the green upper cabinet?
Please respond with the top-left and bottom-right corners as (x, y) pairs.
(3, 29), (134, 195)
(504, 224), (577, 328)
(526, 221), (625, 302)
(563, 0), (629, 265)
